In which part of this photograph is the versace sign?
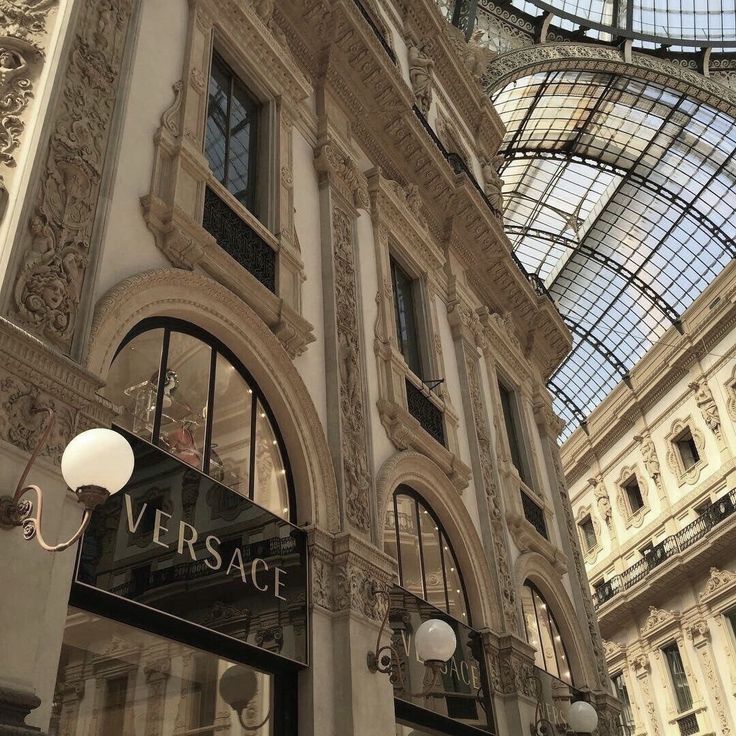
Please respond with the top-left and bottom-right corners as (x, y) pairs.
(74, 431), (308, 664)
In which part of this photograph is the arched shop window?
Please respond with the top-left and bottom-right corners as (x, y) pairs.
(521, 582), (573, 685)
(384, 487), (469, 623)
(102, 318), (294, 521)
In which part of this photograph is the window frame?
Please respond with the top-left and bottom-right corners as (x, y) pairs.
(110, 317), (296, 522)
(389, 253), (431, 381)
(611, 671), (635, 729)
(387, 486), (472, 625)
(661, 642), (694, 714)
(674, 427), (700, 471)
(497, 378), (532, 487)
(578, 514), (597, 552)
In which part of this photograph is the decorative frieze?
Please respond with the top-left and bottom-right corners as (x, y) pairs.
(7, 0), (135, 351)
(700, 566), (736, 604)
(689, 376), (723, 444)
(640, 606), (679, 638)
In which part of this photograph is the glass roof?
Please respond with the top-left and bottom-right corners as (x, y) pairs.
(515, 0), (736, 47)
(493, 70), (736, 441)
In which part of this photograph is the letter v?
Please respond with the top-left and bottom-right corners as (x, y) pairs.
(124, 493), (147, 533)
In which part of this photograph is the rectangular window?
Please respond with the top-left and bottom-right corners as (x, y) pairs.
(205, 53), (260, 213)
(390, 256), (424, 377)
(579, 515), (597, 551)
(675, 428), (700, 470)
(663, 643), (694, 713)
(498, 381), (531, 486)
(726, 609), (736, 640)
(623, 476), (645, 513)
(611, 672), (635, 729)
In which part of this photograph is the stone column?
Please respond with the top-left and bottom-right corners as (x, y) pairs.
(688, 619), (733, 736)
(447, 291), (519, 636)
(632, 653), (663, 736)
(313, 132), (373, 538)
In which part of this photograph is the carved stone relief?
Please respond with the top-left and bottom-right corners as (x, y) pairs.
(333, 207), (371, 532)
(689, 376), (723, 443)
(633, 431), (661, 489)
(665, 417), (706, 485)
(406, 34), (434, 115)
(700, 566), (736, 602)
(464, 351), (518, 633)
(7, 0), (135, 351)
(588, 475), (612, 528)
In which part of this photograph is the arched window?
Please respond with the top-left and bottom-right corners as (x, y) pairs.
(521, 581), (573, 685)
(102, 318), (293, 521)
(384, 487), (469, 622)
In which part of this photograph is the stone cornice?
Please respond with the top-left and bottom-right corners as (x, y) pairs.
(279, 0), (571, 379)
(562, 262), (736, 481)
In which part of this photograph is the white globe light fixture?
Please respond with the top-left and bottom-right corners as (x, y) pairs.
(0, 410), (135, 552)
(568, 701), (598, 734)
(414, 618), (457, 664)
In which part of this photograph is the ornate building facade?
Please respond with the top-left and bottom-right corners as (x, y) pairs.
(4, 0), (733, 735)
(565, 262), (736, 736)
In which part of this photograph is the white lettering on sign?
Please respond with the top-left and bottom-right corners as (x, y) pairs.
(122, 493), (291, 601)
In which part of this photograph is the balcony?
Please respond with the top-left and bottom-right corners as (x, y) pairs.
(593, 489), (736, 609)
(521, 490), (548, 539)
(405, 378), (446, 447)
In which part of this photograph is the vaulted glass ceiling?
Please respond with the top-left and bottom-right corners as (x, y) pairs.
(492, 70), (736, 441)
(510, 0), (736, 47)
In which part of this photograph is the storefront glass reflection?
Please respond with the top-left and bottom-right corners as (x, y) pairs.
(49, 608), (274, 736)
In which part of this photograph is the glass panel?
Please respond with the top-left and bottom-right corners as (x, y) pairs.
(521, 585), (545, 671)
(396, 494), (423, 598)
(254, 401), (289, 520)
(48, 608), (274, 736)
(418, 503), (446, 611)
(664, 644), (693, 712)
(391, 258), (422, 377)
(498, 382), (529, 484)
(158, 331), (211, 471)
(209, 352), (252, 496)
(384, 498), (399, 566)
(442, 534), (468, 623)
(533, 589), (561, 679)
(229, 79), (258, 209)
(549, 615), (572, 685)
(102, 329), (164, 441)
(205, 55), (229, 185)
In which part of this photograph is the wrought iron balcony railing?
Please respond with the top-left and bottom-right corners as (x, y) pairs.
(406, 378), (446, 447)
(202, 186), (276, 293)
(677, 713), (699, 736)
(593, 489), (736, 608)
(521, 490), (548, 539)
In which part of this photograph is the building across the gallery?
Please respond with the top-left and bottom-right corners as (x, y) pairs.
(1, 0), (732, 735)
(566, 263), (736, 736)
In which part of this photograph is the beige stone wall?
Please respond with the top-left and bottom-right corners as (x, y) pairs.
(0, 1), (612, 734)
(565, 263), (736, 736)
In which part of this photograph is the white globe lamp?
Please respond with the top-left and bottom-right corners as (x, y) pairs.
(568, 701), (598, 734)
(414, 619), (457, 664)
(62, 428), (135, 508)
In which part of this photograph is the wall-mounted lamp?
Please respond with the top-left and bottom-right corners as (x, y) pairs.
(0, 410), (134, 551)
(367, 586), (465, 698)
(529, 675), (598, 735)
(219, 665), (270, 731)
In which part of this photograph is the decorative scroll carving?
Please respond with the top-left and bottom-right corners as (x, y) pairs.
(726, 373), (736, 422)
(314, 141), (369, 210)
(640, 606), (676, 636)
(160, 80), (183, 136)
(333, 207), (370, 531)
(689, 377), (722, 442)
(690, 632), (731, 736)
(700, 566), (736, 601)
(8, 0), (135, 351)
(465, 352), (517, 633)
(602, 639), (623, 659)
(406, 35), (433, 115)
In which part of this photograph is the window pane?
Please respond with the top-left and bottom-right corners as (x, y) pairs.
(533, 589), (561, 679)
(158, 331), (211, 471)
(49, 608), (275, 736)
(521, 585), (545, 670)
(664, 644), (693, 712)
(498, 382), (528, 484)
(418, 503), (446, 611)
(384, 498), (399, 565)
(443, 534), (468, 623)
(209, 352), (252, 496)
(549, 616), (571, 685)
(229, 79), (258, 208)
(254, 401), (289, 520)
(102, 329), (164, 441)
(391, 258), (422, 376)
(205, 56), (229, 185)
(396, 494), (423, 598)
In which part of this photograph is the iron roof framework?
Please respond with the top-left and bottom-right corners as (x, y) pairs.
(492, 70), (736, 441)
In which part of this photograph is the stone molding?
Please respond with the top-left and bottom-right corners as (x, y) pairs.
(575, 501), (601, 563)
(482, 632), (538, 698)
(726, 365), (736, 422)
(665, 417), (707, 486)
(700, 566), (736, 605)
(84, 268), (339, 531)
(0, 684), (42, 736)
(640, 606), (680, 639)
(5, 0), (136, 353)
(615, 465), (650, 529)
